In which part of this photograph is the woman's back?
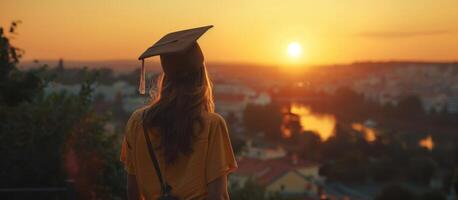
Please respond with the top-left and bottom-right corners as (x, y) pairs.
(121, 108), (237, 200)
(122, 26), (236, 200)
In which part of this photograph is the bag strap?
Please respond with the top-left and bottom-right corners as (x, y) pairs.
(142, 111), (171, 196)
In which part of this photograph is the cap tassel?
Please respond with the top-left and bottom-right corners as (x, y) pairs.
(139, 59), (146, 95)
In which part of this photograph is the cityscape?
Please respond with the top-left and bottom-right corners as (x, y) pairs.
(33, 59), (458, 200)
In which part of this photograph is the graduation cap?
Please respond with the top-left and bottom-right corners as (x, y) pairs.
(138, 25), (213, 94)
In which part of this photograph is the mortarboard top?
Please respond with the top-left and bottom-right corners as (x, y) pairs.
(137, 25), (213, 95)
(138, 25), (213, 60)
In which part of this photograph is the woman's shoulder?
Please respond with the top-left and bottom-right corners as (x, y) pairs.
(127, 107), (148, 125)
(201, 112), (227, 126)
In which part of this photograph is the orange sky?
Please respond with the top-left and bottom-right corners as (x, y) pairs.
(1, 0), (458, 66)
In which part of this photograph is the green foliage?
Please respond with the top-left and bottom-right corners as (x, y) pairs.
(298, 131), (322, 161)
(230, 180), (266, 200)
(0, 21), (44, 106)
(319, 152), (369, 182)
(321, 123), (369, 161)
(420, 190), (446, 200)
(332, 87), (365, 110)
(407, 156), (438, 185)
(396, 95), (424, 119)
(375, 184), (416, 200)
(243, 102), (283, 139)
(369, 157), (399, 182)
(230, 179), (286, 200)
(0, 22), (125, 199)
(47, 64), (116, 85)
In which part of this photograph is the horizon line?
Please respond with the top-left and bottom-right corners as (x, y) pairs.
(19, 58), (458, 67)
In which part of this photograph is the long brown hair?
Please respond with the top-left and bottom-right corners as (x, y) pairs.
(142, 46), (214, 164)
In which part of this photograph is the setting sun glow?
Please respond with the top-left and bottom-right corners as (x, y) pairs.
(1, 1), (458, 64)
(287, 42), (302, 59)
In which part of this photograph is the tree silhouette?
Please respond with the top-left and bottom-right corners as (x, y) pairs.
(375, 185), (416, 200)
(0, 21), (43, 106)
(0, 22), (125, 199)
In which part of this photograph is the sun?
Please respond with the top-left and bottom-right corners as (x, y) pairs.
(287, 42), (302, 58)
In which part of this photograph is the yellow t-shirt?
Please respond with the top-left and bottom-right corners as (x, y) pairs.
(120, 108), (238, 200)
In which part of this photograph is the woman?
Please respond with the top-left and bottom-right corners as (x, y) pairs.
(120, 26), (237, 200)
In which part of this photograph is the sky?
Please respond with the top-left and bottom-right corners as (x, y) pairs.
(1, 0), (458, 66)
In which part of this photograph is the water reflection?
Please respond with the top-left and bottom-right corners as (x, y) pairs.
(287, 103), (436, 153)
(351, 123), (377, 142)
(289, 103), (336, 141)
(419, 135), (434, 151)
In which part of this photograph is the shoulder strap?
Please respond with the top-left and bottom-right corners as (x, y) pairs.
(142, 111), (171, 196)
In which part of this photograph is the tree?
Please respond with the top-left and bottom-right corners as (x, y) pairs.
(331, 87), (366, 119)
(243, 102), (283, 139)
(319, 123), (371, 182)
(230, 180), (286, 200)
(420, 190), (446, 200)
(0, 22), (125, 199)
(407, 156), (438, 185)
(375, 185), (416, 200)
(299, 130), (321, 161)
(396, 95), (424, 119)
(321, 123), (355, 160)
(112, 91), (129, 123)
(230, 180), (266, 200)
(0, 21), (43, 106)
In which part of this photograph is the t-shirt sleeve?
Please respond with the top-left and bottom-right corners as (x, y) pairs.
(206, 115), (238, 184)
(120, 113), (138, 175)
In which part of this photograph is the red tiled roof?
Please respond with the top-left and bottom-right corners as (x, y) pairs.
(234, 157), (318, 185)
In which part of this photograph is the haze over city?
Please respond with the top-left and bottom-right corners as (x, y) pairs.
(1, 0), (458, 66)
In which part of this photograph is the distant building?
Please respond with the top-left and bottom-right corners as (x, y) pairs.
(232, 156), (322, 198)
(447, 97), (458, 114)
(241, 140), (287, 160)
(45, 82), (80, 95)
(214, 93), (248, 119)
(45, 81), (136, 102)
(250, 92), (271, 105)
(213, 83), (257, 120)
(422, 94), (448, 113)
(95, 81), (136, 101)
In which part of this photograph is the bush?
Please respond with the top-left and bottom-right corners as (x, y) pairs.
(0, 22), (125, 199)
(375, 185), (416, 200)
